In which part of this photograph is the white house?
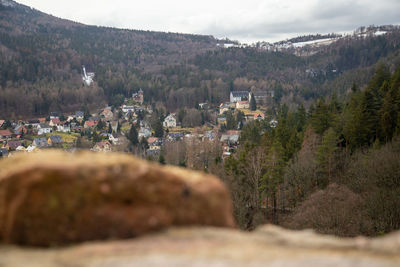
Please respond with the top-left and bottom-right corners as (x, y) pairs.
(109, 133), (124, 145)
(122, 105), (135, 113)
(37, 123), (52, 135)
(138, 127), (152, 139)
(57, 125), (71, 133)
(163, 114), (177, 128)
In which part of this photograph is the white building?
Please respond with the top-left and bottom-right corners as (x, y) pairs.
(122, 105), (135, 113)
(138, 127), (152, 139)
(37, 123), (52, 135)
(163, 114), (177, 128)
(57, 125), (71, 133)
(230, 91), (249, 103)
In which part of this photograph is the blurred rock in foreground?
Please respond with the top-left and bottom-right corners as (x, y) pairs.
(1, 225), (400, 267)
(0, 151), (235, 246)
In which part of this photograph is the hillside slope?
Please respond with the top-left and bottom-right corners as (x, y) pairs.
(1, 0), (400, 117)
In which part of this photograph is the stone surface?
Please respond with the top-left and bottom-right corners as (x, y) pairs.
(0, 151), (235, 246)
(0, 225), (399, 266)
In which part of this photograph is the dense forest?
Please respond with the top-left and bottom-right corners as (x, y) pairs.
(1, 0), (400, 118)
(209, 65), (400, 236)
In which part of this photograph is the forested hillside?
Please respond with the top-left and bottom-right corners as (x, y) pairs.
(216, 65), (400, 236)
(1, 0), (400, 119)
(0, 0), (218, 117)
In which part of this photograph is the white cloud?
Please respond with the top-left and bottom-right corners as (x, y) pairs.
(15, 0), (400, 43)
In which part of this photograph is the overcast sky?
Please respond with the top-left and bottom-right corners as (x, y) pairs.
(15, 0), (400, 43)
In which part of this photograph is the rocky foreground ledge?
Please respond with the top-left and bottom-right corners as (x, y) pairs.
(1, 226), (400, 266)
(0, 151), (234, 246)
(0, 151), (399, 266)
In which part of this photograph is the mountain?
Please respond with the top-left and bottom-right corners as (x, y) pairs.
(1, 0), (400, 118)
(0, 0), (219, 117)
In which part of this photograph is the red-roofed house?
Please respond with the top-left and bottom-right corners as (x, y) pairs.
(147, 137), (161, 150)
(49, 118), (61, 127)
(0, 130), (12, 139)
(92, 140), (112, 152)
(254, 113), (265, 120)
(84, 120), (98, 129)
(14, 125), (27, 135)
(38, 118), (46, 123)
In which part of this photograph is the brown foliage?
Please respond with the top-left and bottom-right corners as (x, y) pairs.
(283, 184), (373, 237)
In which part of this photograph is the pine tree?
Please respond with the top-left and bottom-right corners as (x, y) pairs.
(250, 93), (257, 111)
(380, 83), (397, 142)
(153, 119), (164, 138)
(262, 140), (285, 223)
(311, 98), (331, 135)
(127, 125), (138, 145)
(316, 128), (338, 184)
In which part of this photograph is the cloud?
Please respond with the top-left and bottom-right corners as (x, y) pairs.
(15, 0), (400, 43)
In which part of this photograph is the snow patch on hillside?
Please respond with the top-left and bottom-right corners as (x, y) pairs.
(0, 0), (16, 7)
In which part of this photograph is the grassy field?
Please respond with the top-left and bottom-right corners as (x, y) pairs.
(46, 132), (80, 143)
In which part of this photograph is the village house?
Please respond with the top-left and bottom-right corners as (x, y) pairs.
(230, 91), (249, 103)
(49, 118), (61, 127)
(132, 88), (144, 104)
(254, 112), (265, 120)
(163, 114), (177, 128)
(217, 117), (227, 125)
(109, 133), (124, 145)
(101, 108), (114, 121)
(33, 137), (49, 148)
(84, 120), (98, 129)
(219, 103), (232, 115)
(48, 136), (64, 146)
(57, 124), (71, 133)
(0, 120), (5, 128)
(122, 105), (135, 113)
(27, 119), (40, 128)
(37, 123), (52, 135)
(38, 118), (46, 123)
(14, 125), (28, 135)
(167, 132), (184, 141)
(26, 145), (39, 153)
(147, 137), (162, 150)
(92, 140), (112, 152)
(6, 140), (21, 151)
(75, 111), (84, 121)
(138, 127), (152, 139)
(0, 129), (12, 139)
(0, 148), (8, 157)
(236, 101), (250, 109)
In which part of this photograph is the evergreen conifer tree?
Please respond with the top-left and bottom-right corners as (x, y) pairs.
(128, 125), (138, 145)
(250, 93), (257, 111)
